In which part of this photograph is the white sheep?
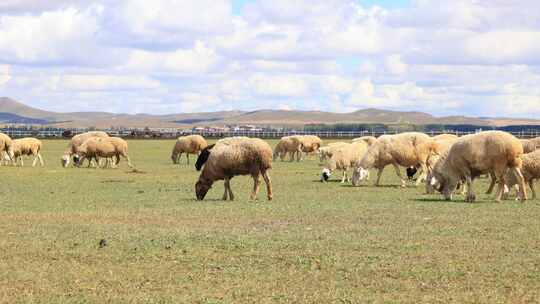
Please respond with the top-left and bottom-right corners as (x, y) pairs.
(195, 137), (273, 201)
(11, 137), (44, 167)
(0, 132), (14, 165)
(321, 141), (370, 183)
(352, 132), (436, 187)
(171, 135), (208, 165)
(273, 136), (303, 162)
(76, 137), (133, 168)
(431, 131), (526, 202)
(504, 149), (540, 199)
(62, 131), (109, 167)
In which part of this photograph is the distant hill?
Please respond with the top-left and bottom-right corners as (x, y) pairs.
(1, 97), (539, 128)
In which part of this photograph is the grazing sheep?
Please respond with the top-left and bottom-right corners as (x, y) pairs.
(299, 135), (323, 159)
(0, 132), (14, 164)
(431, 131), (526, 202)
(504, 150), (540, 199)
(76, 137), (133, 168)
(352, 136), (377, 146)
(273, 136), (303, 161)
(321, 141), (370, 183)
(171, 135), (208, 165)
(62, 131), (109, 167)
(520, 137), (540, 153)
(317, 142), (348, 163)
(352, 132), (436, 187)
(195, 137), (273, 201)
(11, 138), (44, 167)
(425, 136), (460, 193)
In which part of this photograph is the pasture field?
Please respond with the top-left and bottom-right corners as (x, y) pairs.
(0, 139), (539, 303)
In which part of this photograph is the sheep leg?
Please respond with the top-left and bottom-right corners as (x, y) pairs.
(262, 170), (273, 201)
(465, 175), (476, 202)
(38, 153), (44, 166)
(510, 167), (527, 202)
(125, 155), (134, 168)
(375, 167), (384, 186)
(19, 157), (24, 167)
(415, 163), (428, 186)
(392, 164), (406, 187)
(227, 178), (235, 201)
(250, 173), (261, 200)
(485, 171), (497, 194)
(186, 153), (189, 165)
(222, 178), (230, 200)
(529, 179), (536, 200)
(32, 154), (38, 167)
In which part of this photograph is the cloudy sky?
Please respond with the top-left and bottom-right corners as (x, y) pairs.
(1, 0), (539, 117)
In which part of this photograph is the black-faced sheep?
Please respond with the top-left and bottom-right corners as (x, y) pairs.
(171, 135), (208, 165)
(195, 137), (273, 201)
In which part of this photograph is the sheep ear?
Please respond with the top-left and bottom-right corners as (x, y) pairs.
(195, 145), (214, 171)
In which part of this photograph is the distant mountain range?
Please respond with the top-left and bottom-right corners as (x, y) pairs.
(1, 97), (540, 128)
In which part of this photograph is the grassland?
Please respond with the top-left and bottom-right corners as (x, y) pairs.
(0, 139), (539, 303)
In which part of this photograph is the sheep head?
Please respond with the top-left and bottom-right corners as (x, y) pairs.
(171, 151), (179, 164)
(195, 178), (212, 200)
(320, 168), (331, 182)
(352, 166), (369, 186)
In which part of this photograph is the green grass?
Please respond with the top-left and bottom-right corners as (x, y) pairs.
(0, 139), (539, 303)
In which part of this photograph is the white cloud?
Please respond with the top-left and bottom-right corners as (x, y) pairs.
(0, 65), (11, 86)
(249, 74), (310, 97)
(385, 54), (408, 75)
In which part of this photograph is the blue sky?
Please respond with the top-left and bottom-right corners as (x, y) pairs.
(1, 0), (540, 118)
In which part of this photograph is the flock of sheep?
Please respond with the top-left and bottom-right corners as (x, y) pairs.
(2, 130), (540, 202)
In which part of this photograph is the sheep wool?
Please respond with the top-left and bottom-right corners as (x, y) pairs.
(195, 137), (273, 201)
(171, 135), (208, 165)
(434, 131), (526, 202)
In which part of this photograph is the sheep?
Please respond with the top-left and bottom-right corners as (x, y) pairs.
(352, 136), (377, 146)
(520, 137), (540, 153)
(321, 141), (370, 183)
(273, 136), (303, 161)
(299, 135), (323, 159)
(195, 137), (273, 201)
(11, 138), (44, 167)
(75, 137), (133, 168)
(431, 131), (526, 202)
(504, 150), (540, 199)
(61, 131), (109, 167)
(0, 132), (14, 164)
(432, 134), (459, 141)
(171, 135), (208, 165)
(317, 142), (348, 163)
(351, 132), (436, 187)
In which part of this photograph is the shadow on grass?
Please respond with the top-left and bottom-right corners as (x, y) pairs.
(412, 197), (492, 204)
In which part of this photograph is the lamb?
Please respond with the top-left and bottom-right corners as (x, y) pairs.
(504, 150), (540, 199)
(321, 141), (369, 183)
(171, 135), (208, 165)
(352, 136), (377, 146)
(351, 132), (436, 187)
(0, 132), (14, 164)
(75, 137), (133, 168)
(195, 137), (273, 201)
(273, 136), (303, 161)
(431, 131), (526, 202)
(61, 131), (109, 167)
(11, 138), (44, 167)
